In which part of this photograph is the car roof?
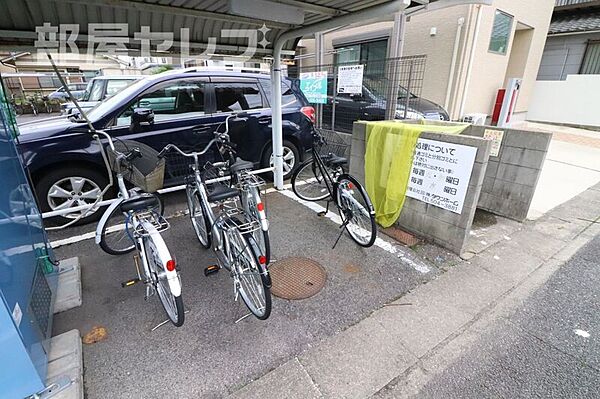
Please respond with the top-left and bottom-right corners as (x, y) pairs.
(153, 70), (287, 81)
(90, 75), (144, 81)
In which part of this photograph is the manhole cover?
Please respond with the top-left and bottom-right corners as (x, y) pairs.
(270, 257), (327, 300)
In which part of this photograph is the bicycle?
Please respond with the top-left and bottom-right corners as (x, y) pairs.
(93, 133), (184, 327)
(158, 115), (272, 320)
(291, 128), (377, 248)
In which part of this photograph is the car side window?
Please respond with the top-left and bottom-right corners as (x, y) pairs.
(214, 82), (264, 112)
(260, 80), (298, 107)
(105, 80), (134, 98)
(116, 80), (206, 126)
(87, 80), (105, 101)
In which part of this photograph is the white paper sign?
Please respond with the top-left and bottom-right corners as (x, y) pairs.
(407, 139), (478, 214)
(483, 129), (504, 157)
(337, 65), (364, 94)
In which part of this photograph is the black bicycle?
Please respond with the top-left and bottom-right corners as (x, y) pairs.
(291, 129), (377, 247)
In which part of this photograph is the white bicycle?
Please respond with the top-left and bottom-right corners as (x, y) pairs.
(93, 132), (184, 327)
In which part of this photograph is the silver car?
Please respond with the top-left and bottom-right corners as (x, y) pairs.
(61, 75), (143, 115)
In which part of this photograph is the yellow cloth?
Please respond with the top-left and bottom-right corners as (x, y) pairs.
(364, 121), (469, 227)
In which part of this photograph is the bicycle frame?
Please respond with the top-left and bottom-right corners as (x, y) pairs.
(93, 130), (180, 295)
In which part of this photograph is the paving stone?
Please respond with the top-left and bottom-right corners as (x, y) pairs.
(46, 329), (83, 399)
(407, 263), (513, 316)
(54, 257), (82, 314)
(228, 358), (322, 399)
(299, 316), (417, 399)
(373, 297), (472, 358)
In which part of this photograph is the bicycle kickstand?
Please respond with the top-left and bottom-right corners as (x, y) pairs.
(332, 216), (351, 249)
(318, 200), (332, 217)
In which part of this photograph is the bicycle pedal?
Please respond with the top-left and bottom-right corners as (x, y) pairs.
(204, 264), (220, 276)
(121, 278), (140, 288)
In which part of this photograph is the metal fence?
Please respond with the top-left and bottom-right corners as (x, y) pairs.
(287, 55), (427, 134)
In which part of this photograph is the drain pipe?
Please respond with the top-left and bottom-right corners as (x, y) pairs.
(458, 4), (483, 120)
(271, 0), (411, 189)
(444, 17), (465, 111)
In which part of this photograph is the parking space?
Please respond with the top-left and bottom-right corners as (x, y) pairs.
(51, 189), (438, 398)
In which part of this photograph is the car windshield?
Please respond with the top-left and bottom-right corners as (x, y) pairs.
(85, 78), (148, 121)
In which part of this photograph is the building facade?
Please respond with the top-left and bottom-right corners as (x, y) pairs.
(298, 0), (555, 122)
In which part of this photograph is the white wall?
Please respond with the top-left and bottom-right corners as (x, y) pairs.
(527, 74), (600, 127)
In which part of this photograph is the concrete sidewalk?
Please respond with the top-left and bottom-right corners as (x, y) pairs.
(228, 182), (600, 399)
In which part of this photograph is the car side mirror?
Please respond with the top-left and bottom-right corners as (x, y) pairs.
(131, 107), (154, 130)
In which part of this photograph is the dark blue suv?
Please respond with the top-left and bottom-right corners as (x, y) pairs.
(17, 71), (315, 224)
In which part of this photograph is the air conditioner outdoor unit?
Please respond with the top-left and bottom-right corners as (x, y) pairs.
(461, 113), (487, 125)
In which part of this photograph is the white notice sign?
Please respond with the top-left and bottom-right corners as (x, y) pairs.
(483, 129), (504, 157)
(337, 65), (364, 94)
(407, 139), (478, 214)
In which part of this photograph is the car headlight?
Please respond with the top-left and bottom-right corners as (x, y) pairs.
(395, 110), (424, 120)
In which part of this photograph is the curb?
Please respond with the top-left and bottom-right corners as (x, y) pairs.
(228, 182), (600, 399)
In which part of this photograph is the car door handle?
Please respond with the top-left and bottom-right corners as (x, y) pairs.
(257, 116), (271, 125)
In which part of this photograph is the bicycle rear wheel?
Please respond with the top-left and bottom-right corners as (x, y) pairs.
(336, 174), (377, 247)
(186, 184), (211, 248)
(229, 228), (271, 320)
(291, 159), (331, 201)
(99, 194), (163, 255)
(143, 233), (184, 327)
(241, 186), (270, 263)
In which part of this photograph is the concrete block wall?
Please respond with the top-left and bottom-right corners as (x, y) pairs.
(462, 125), (552, 221)
(350, 122), (492, 255)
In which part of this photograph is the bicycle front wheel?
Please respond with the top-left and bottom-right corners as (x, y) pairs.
(186, 184), (211, 249)
(229, 228), (271, 320)
(144, 233), (184, 327)
(336, 174), (377, 247)
(291, 159), (331, 201)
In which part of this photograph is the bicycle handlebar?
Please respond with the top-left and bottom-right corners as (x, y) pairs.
(158, 139), (221, 159)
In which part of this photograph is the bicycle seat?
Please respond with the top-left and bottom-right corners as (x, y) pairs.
(230, 157), (254, 173)
(208, 184), (239, 202)
(120, 195), (159, 213)
(325, 154), (348, 167)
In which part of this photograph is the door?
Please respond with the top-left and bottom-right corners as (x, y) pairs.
(206, 77), (270, 165)
(107, 77), (211, 184)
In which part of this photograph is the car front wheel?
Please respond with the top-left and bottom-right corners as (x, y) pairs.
(262, 140), (299, 180)
(36, 166), (110, 225)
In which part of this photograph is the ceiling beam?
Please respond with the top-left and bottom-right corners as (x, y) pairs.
(47, 0), (293, 29)
(274, 0), (344, 16)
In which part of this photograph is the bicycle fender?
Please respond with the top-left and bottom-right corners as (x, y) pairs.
(95, 198), (125, 244)
(251, 190), (269, 231)
(143, 221), (182, 297)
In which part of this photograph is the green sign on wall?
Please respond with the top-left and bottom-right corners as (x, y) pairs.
(300, 71), (328, 104)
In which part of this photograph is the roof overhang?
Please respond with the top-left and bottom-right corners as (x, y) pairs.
(0, 0), (435, 60)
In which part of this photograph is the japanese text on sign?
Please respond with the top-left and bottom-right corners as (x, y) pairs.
(406, 138), (478, 214)
(483, 129), (504, 157)
(337, 65), (364, 94)
(300, 71), (328, 104)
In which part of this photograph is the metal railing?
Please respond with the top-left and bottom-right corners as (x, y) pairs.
(40, 167), (275, 220)
(287, 55), (427, 134)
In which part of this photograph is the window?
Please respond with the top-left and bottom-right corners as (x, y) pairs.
(580, 41), (600, 74)
(105, 79), (135, 98)
(260, 80), (299, 108)
(214, 82), (264, 112)
(489, 10), (513, 54)
(85, 80), (105, 101)
(116, 80), (206, 126)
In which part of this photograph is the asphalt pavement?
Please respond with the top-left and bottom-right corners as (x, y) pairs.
(51, 189), (437, 398)
(399, 234), (600, 398)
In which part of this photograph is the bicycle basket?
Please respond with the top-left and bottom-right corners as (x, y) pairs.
(314, 129), (349, 158)
(107, 140), (165, 193)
